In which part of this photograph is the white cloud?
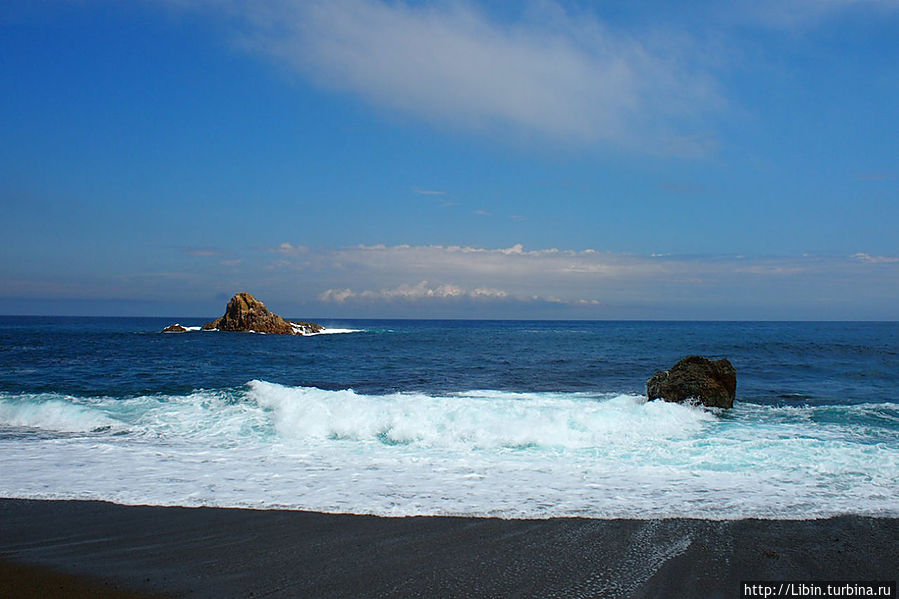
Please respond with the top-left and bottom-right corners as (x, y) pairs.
(470, 287), (508, 298)
(153, 0), (899, 156)
(316, 280), (614, 307)
(320, 243), (661, 282)
(852, 252), (899, 264)
(272, 242), (309, 255)
(197, 0), (723, 153)
(319, 280), (507, 303)
(269, 242), (899, 313)
(18, 235), (894, 317)
(318, 288), (356, 303)
(412, 187), (447, 195)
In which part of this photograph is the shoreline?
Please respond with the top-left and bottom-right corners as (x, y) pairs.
(1, 499), (896, 598)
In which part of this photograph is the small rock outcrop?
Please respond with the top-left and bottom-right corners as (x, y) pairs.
(202, 292), (323, 335)
(646, 356), (736, 409)
(289, 321), (325, 335)
(162, 323), (188, 333)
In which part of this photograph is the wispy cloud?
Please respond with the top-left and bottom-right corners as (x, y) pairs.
(256, 242), (898, 314)
(272, 242), (309, 255)
(319, 281), (508, 303)
(9, 240), (897, 317)
(149, 0), (898, 157)
(181, 0), (723, 153)
(317, 281), (614, 308)
(412, 187), (447, 196)
(291, 243), (895, 317)
(852, 252), (899, 264)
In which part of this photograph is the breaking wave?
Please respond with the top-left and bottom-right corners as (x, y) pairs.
(1, 382), (897, 519)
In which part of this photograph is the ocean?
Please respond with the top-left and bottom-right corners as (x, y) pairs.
(1, 317), (897, 520)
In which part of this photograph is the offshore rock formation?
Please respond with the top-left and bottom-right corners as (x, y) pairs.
(646, 356), (737, 409)
(162, 323), (188, 333)
(201, 292), (323, 335)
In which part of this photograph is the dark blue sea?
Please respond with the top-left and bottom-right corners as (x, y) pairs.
(1, 317), (897, 519)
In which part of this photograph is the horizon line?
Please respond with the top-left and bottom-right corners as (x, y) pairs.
(2, 314), (897, 324)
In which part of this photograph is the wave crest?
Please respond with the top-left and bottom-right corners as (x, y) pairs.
(0, 394), (119, 433)
(247, 380), (715, 450)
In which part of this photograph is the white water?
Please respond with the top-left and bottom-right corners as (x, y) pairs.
(165, 325), (362, 334)
(1, 381), (897, 519)
(306, 327), (363, 335)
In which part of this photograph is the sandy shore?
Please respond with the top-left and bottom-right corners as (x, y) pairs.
(1, 499), (896, 598)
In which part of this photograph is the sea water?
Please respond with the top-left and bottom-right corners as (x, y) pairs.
(1, 317), (896, 519)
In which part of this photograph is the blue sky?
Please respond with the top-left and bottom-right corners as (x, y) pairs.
(1, 0), (897, 319)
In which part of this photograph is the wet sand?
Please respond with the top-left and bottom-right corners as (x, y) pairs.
(1, 499), (896, 598)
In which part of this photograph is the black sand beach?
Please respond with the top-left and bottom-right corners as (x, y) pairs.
(0, 499), (896, 598)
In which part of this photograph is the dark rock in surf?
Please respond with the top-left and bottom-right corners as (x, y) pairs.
(646, 356), (736, 409)
(289, 321), (326, 335)
(162, 324), (188, 333)
(202, 292), (323, 335)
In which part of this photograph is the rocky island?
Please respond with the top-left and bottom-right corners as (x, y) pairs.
(163, 292), (323, 335)
(646, 355), (737, 409)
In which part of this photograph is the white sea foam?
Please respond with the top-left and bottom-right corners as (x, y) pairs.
(0, 395), (120, 432)
(198, 324), (362, 335)
(305, 327), (363, 335)
(1, 384), (897, 520)
(248, 381), (715, 450)
(162, 324), (203, 332)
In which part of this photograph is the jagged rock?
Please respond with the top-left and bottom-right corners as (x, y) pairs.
(646, 356), (736, 409)
(202, 292), (322, 335)
(162, 324), (188, 333)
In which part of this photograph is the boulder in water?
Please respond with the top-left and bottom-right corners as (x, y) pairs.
(162, 324), (188, 333)
(289, 321), (325, 335)
(646, 356), (736, 409)
(202, 292), (322, 335)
